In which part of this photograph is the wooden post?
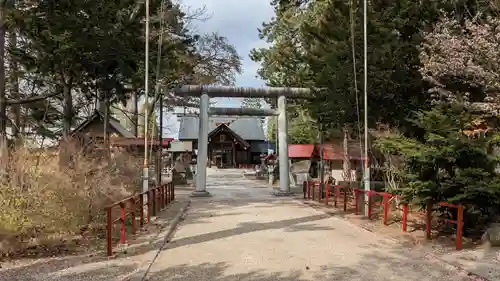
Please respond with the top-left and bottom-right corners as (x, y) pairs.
(232, 141), (236, 167)
(425, 201), (432, 240)
(456, 205), (464, 250)
(402, 204), (408, 232)
(106, 207), (113, 256)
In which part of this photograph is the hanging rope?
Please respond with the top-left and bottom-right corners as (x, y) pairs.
(349, 0), (365, 176)
(148, 0), (166, 163)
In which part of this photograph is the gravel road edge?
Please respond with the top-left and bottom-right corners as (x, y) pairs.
(295, 198), (491, 281)
(123, 200), (191, 281)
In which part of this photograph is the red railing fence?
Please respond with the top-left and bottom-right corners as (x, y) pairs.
(105, 182), (175, 256)
(332, 185), (350, 211)
(365, 191), (393, 225)
(437, 202), (464, 250)
(302, 181), (464, 250)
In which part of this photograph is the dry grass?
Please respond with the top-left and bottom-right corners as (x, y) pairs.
(0, 142), (142, 258)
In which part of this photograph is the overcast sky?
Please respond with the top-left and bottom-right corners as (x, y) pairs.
(181, 0), (274, 106)
(165, 0), (274, 137)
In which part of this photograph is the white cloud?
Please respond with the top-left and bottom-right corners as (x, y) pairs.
(180, 0), (273, 87)
(163, 0), (274, 139)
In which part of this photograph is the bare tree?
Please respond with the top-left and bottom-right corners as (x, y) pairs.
(0, 0), (8, 179)
(191, 32), (242, 85)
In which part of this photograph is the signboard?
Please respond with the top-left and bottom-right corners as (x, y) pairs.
(168, 140), (193, 152)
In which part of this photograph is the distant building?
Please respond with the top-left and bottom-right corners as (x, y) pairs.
(178, 116), (270, 168)
(71, 110), (135, 140)
(70, 110), (172, 151)
(288, 142), (363, 180)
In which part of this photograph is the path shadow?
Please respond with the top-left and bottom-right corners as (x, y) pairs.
(0, 200), (188, 281)
(190, 199), (297, 211)
(0, 262), (138, 281)
(163, 213), (332, 251)
(144, 242), (477, 281)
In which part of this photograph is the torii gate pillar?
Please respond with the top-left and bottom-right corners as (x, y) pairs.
(274, 95), (292, 195)
(191, 93), (211, 197)
(175, 85), (314, 197)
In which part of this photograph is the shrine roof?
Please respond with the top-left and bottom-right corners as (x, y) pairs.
(178, 116), (265, 141)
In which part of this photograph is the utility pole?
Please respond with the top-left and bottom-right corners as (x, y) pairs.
(363, 0), (370, 216)
(155, 0), (165, 187)
(142, 0), (150, 212)
(157, 89), (163, 185)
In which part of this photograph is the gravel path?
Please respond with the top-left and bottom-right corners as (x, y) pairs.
(142, 169), (481, 281)
(0, 190), (190, 281)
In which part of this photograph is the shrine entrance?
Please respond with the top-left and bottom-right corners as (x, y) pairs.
(211, 146), (233, 168)
(174, 85), (314, 197)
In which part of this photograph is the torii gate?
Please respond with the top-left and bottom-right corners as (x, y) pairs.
(174, 85), (313, 197)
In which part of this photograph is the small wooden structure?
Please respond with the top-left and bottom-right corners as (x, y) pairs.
(168, 140), (193, 165)
(69, 110), (173, 153)
(288, 142), (362, 179)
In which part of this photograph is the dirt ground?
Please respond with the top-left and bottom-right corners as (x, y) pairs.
(0, 186), (192, 281)
(141, 168), (486, 281)
(235, 173), (500, 279)
(297, 193), (500, 280)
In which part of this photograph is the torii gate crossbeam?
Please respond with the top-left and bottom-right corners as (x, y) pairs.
(174, 85), (313, 197)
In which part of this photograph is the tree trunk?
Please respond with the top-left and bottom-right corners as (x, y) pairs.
(0, 0), (8, 181)
(59, 80), (73, 167)
(8, 30), (19, 138)
(132, 91), (138, 137)
(156, 91), (163, 185)
(342, 125), (352, 182)
(62, 81), (73, 138)
(103, 91), (110, 160)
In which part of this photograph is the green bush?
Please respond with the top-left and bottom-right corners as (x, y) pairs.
(375, 104), (500, 227)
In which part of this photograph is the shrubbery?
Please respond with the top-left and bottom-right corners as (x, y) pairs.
(375, 104), (500, 230)
(0, 144), (142, 256)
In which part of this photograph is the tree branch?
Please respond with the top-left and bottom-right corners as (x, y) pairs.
(6, 91), (60, 105)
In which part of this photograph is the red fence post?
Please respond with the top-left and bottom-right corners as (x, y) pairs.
(140, 194), (145, 227)
(303, 181), (307, 199)
(383, 193), (389, 225)
(161, 185), (165, 209)
(354, 189), (359, 215)
(119, 202), (127, 244)
(171, 182), (174, 201)
(166, 184), (170, 205)
(343, 188), (348, 211)
(164, 184), (168, 206)
(307, 182), (311, 200)
(165, 183), (170, 203)
(163, 185), (167, 207)
(172, 182), (175, 200)
(456, 205), (464, 250)
(106, 207), (113, 256)
(325, 183), (329, 206)
(131, 198), (136, 234)
(104, 182), (177, 257)
(147, 191), (152, 223)
(334, 186), (338, 207)
(402, 203), (408, 232)
(318, 183), (322, 203)
(311, 183), (315, 200)
(425, 202), (432, 240)
(157, 186), (161, 210)
(367, 191), (373, 218)
(152, 189), (157, 216)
